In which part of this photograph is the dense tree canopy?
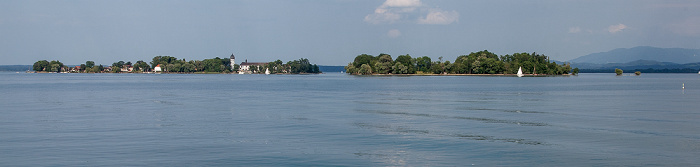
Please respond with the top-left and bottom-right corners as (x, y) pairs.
(345, 50), (572, 75)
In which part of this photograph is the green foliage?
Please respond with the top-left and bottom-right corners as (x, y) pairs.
(112, 61), (125, 69)
(395, 54), (415, 74)
(151, 56), (178, 69)
(359, 64), (372, 75)
(134, 61), (151, 72)
(33, 60), (49, 71)
(615, 68), (623, 75)
(345, 63), (357, 74)
(415, 56), (431, 72)
(346, 50), (571, 75)
(353, 54), (374, 68)
(287, 58), (318, 74)
(392, 62), (408, 74)
(635, 71), (641, 75)
(572, 68), (579, 75)
(47, 60), (64, 72)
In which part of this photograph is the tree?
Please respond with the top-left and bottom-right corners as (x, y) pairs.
(359, 64), (372, 75)
(615, 68), (623, 76)
(232, 64), (240, 72)
(635, 71), (641, 76)
(392, 62), (408, 74)
(33, 60), (49, 71)
(167, 64), (176, 72)
(85, 61), (95, 68)
(353, 54), (374, 68)
(572, 68), (579, 75)
(112, 61), (125, 69)
(134, 61), (150, 72)
(415, 56), (432, 72)
(48, 60), (64, 72)
(345, 63), (357, 74)
(395, 54), (415, 74)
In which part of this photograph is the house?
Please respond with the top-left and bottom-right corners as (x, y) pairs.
(71, 66), (81, 72)
(154, 64), (162, 72)
(121, 65), (133, 72)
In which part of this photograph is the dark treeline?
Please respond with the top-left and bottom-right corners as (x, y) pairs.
(345, 50), (572, 75)
(151, 56), (231, 73)
(246, 58), (320, 74)
(32, 56), (320, 74)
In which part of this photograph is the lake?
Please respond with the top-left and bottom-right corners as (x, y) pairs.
(1, 72), (699, 166)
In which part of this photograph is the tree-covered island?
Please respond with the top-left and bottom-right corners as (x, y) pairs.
(345, 50), (573, 75)
(32, 54), (321, 74)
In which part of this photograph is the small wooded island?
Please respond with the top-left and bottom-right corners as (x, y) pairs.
(32, 54), (321, 74)
(345, 50), (577, 75)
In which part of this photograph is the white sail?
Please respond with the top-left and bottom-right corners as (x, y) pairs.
(517, 66), (524, 77)
(265, 68), (270, 75)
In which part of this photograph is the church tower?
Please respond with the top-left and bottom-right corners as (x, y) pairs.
(230, 53), (236, 70)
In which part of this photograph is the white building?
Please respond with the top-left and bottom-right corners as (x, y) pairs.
(239, 59), (268, 73)
(154, 64), (162, 72)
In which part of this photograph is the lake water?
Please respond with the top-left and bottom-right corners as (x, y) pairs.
(1, 72), (699, 166)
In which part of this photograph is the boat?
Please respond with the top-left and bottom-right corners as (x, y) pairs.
(517, 66), (524, 77)
(265, 68), (270, 75)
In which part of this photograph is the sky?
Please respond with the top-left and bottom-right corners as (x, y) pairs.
(1, 0), (699, 66)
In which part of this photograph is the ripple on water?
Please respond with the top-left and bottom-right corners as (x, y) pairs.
(356, 109), (549, 126)
(352, 122), (544, 145)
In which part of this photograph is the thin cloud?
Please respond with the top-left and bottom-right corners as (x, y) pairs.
(387, 29), (401, 38)
(568, 27), (581, 33)
(382, 0), (422, 8)
(418, 10), (459, 25)
(364, 0), (458, 25)
(608, 24), (627, 33)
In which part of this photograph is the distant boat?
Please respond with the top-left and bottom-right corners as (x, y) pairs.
(265, 68), (270, 75)
(517, 66), (524, 77)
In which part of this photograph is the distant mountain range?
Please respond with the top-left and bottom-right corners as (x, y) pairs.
(569, 46), (700, 72)
(570, 46), (700, 64)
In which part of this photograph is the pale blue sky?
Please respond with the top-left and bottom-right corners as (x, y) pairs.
(1, 0), (699, 65)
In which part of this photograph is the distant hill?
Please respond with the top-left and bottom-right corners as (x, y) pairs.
(0, 65), (32, 71)
(570, 46), (700, 64)
(573, 60), (700, 73)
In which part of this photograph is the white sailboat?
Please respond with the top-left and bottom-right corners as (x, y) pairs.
(265, 68), (270, 75)
(517, 66), (524, 77)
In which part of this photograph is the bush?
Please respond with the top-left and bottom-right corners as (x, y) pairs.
(635, 71), (641, 76)
(615, 68), (623, 76)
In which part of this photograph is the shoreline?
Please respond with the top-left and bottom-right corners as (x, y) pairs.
(363, 73), (571, 76)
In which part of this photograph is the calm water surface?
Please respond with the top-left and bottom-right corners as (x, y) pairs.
(1, 72), (700, 166)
